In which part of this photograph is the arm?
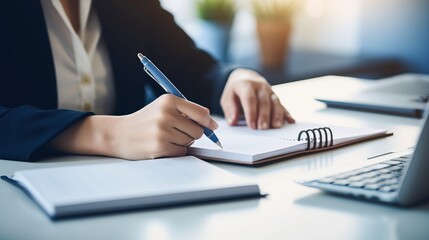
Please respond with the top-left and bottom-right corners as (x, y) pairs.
(50, 95), (218, 160)
(0, 97), (217, 162)
(0, 105), (92, 161)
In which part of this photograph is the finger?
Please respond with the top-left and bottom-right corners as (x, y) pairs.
(270, 94), (286, 128)
(270, 93), (295, 124)
(184, 139), (195, 147)
(163, 143), (188, 158)
(171, 96), (218, 130)
(275, 96), (295, 124)
(165, 125), (194, 148)
(220, 91), (241, 126)
(284, 108), (295, 124)
(172, 112), (205, 140)
(150, 127), (188, 158)
(256, 88), (272, 129)
(171, 127), (195, 146)
(235, 84), (258, 129)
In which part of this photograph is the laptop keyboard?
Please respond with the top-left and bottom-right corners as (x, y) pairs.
(312, 154), (412, 193)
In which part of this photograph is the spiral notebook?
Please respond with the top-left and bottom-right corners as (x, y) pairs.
(189, 120), (392, 165)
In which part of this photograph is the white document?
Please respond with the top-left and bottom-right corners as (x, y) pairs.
(189, 119), (389, 164)
(5, 156), (260, 218)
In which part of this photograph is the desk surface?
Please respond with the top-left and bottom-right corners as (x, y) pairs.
(231, 50), (405, 85)
(1, 76), (428, 240)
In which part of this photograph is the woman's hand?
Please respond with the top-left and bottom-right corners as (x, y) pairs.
(111, 94), (218, 159)
(51, 94), (218, 160)
(220, 68), (295, 129)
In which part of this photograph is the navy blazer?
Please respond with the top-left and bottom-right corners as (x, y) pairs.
(0, 0), (236, 161)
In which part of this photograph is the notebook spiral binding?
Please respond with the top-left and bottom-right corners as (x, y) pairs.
(297, 127), (333, 150)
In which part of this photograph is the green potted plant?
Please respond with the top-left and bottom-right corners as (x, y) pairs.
(195, 0), (236, 61)
(196, 0), (236, 24)
(252, 0), (296, 69)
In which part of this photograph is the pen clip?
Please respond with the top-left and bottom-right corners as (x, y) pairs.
(143, 67), (170, 94)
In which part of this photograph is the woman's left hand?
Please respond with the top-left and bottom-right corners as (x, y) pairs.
(220, 68), (295, 129)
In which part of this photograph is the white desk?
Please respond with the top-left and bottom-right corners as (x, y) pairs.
(1, 76), (428, 240)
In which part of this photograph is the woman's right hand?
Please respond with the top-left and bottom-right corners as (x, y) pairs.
(110, 94), (218, 159)
(51, 94), (218, 160)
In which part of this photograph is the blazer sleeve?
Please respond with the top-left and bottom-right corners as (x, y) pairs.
(0, 105), (92, 162)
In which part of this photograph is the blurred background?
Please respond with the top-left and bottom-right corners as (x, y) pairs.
(160, 0), (429, 84)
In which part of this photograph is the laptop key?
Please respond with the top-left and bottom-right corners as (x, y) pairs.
(317, 177), (335, 184)
(348, 175), (366, 182)
(389, 166), (403, 171)
(364, 164), (390, 171)
(364, 184), (382, 190)
(362, 178), (382, 185)
(348, 181), (365, 188)
(332, 180), (350, 186)
(400, 154), (412, 160)
(382, 160), (403, 165)
(379, 178), (400, 186)
(389, 171), (403, 177)
(391, 158), (406, 163)
(362, 171), (381, 178)
(377, 174), (395, 181)
(379, 168), (393, 174)
(378, 185), (398, 192)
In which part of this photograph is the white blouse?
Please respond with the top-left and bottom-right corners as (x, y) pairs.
(41, 0), (115, 114)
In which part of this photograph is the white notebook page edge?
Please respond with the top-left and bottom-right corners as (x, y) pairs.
(11, 156), (259, 208)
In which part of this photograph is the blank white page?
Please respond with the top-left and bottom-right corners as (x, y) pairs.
(12, 156), (258, 212)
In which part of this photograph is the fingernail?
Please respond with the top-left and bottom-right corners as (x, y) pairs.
(250, 121), (257, 129)
(227, 116), (233, 125)
(211, 120), (219, 129)
(275, 120), (283, 128)
(261, 122), (268, 129)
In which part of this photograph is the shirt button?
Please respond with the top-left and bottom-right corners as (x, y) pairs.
(83, 102), (93, 112)
(81, 74), (92, 85)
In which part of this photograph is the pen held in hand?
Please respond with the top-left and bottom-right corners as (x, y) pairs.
(137, 53), (222, 148)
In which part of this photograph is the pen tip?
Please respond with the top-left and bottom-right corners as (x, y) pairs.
(137, 53), (144, 60)
(216, 142), (223, 149)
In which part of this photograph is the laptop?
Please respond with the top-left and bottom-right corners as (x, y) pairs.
(316, 74), (429, 118)
(297, 103), (429, 206)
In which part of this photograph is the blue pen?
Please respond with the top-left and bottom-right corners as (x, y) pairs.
(137, 53), (223, 148)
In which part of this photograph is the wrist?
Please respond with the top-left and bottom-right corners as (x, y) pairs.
(228, 68), (267, 84)
(50, 115), (123, 157)
(87, 115), (118, 157)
